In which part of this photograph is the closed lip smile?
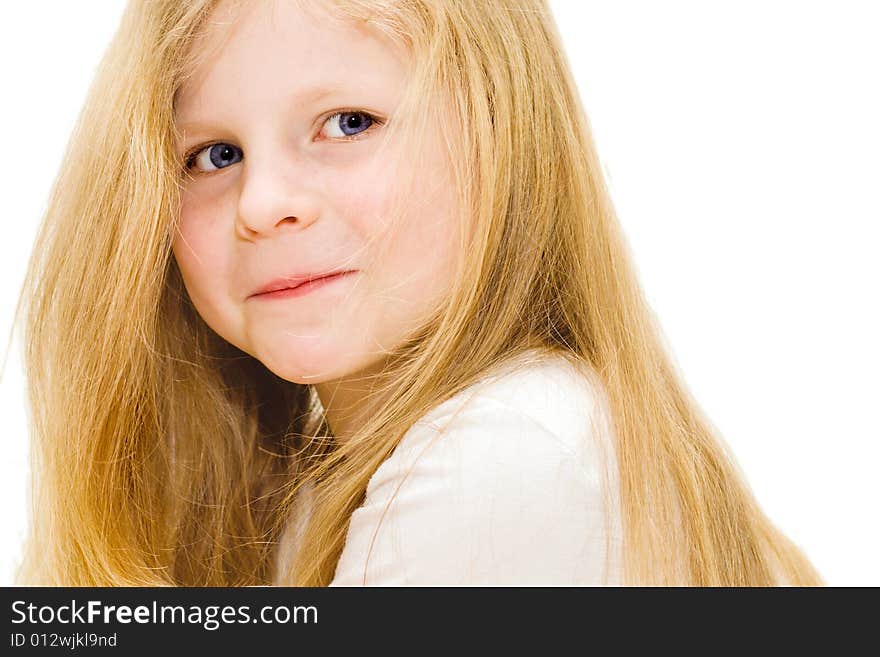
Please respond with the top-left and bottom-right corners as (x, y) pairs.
(248, 269), (358, 299)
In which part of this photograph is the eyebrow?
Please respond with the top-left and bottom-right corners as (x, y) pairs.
(175, 84), (338, 134)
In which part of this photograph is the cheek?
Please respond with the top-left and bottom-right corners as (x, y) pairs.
(172, 213), (204, 287)
(362, 164), (460, 308)
(172, 199), (230, 307)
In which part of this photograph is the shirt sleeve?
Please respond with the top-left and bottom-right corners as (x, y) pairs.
(329, 397), (619, 586)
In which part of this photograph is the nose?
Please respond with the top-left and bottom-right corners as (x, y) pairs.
(235, 154), (321, 239)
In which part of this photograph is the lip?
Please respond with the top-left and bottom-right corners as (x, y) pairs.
(248, 270), (358, 300)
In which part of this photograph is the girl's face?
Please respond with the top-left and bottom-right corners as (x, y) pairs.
(172, 0), (460, 388)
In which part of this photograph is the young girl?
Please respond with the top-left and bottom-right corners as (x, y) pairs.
(13, 0), (823, 586)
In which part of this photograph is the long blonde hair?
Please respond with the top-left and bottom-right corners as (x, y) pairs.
(12, 0), (822, 586)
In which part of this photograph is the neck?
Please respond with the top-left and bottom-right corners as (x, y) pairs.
(313, 357), (395, 444)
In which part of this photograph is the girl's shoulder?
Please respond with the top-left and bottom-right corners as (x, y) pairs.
(331, 349), (622, 585)
(407, 347), (615, 463)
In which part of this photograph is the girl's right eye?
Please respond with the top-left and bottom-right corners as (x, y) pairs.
(185, 143), (243, 174)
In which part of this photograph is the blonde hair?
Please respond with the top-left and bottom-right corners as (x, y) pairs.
(11, 0), (822, 586)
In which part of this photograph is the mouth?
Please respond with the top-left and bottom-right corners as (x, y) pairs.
(249, 270), (357, 300)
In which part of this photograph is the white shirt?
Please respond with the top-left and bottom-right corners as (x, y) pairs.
(275, 350), (623, 586)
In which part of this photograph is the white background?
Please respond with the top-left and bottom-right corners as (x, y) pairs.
(1, 1), (877, 586)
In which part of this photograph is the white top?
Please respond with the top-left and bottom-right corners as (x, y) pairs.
(275, 350), (623, 586)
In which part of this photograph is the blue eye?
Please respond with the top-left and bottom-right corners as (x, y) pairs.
(186, 143), (242, 173)
(322, 111), (375, 139)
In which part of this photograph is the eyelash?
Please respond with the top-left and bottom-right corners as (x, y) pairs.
(182, 109), (385, 174)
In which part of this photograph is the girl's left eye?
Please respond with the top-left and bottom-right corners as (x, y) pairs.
(183, 111), (381, 175)
(319, 111), (379, 140)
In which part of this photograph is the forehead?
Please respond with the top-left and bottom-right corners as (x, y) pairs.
(174, 0), (406, 123)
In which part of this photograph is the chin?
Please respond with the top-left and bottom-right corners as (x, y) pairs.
(248, 339), (359, 385)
